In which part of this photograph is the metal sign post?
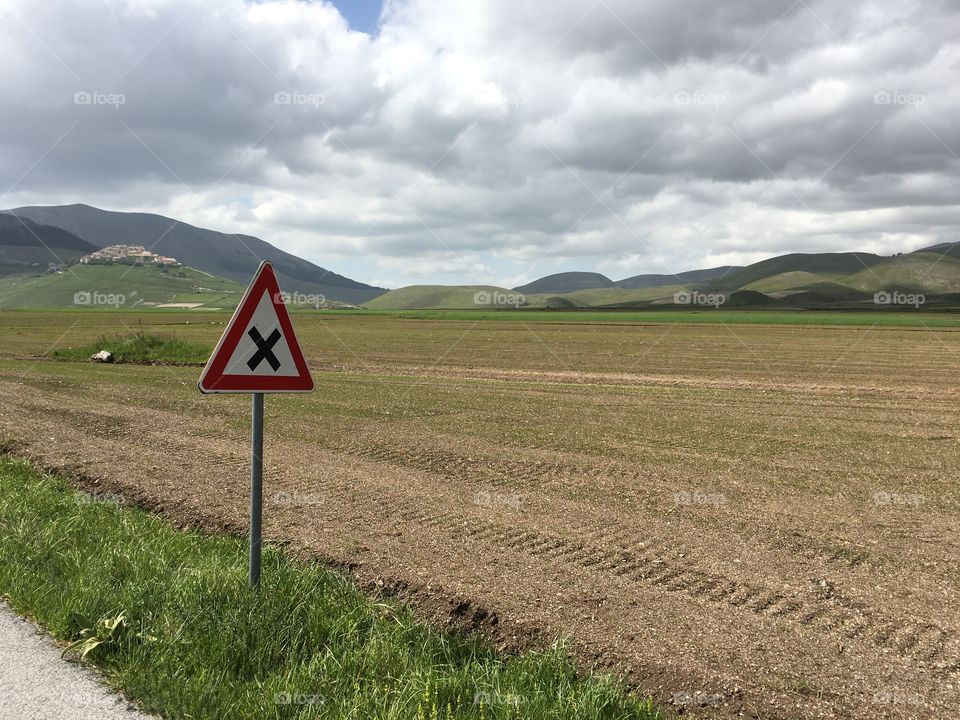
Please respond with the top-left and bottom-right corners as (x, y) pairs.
(249, 392), (264, 589)
(197, 262), (315, 591)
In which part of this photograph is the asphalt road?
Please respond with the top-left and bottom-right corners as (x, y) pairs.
(0, 603), (155, 720)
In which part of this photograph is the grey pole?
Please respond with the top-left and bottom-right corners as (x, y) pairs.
(249, 392), (264, 589)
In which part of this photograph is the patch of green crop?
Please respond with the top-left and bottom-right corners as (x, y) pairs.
(321, 308), (960, 327)
(50, 332), (211, 364)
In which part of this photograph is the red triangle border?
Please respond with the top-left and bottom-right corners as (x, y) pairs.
(198, 262), (314, 393)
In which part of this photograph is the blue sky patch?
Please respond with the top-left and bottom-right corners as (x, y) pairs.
(329, 0), (383, 33)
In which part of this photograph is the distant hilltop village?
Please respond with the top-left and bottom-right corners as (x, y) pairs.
(80, 245), (179, 267)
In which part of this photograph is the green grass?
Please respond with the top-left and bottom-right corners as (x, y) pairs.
(50, 332), (211, 364)
(316, 308), (960, 327)
(0, 263), (244, 310)
(0, 455), (660, 720)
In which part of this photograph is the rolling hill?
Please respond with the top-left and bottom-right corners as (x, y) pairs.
(0, 214), (97, 276)
(4, 204), (386, 304)
(364, 285), (526, 310)
(513, 272), (615, 294)
(618, 266), (741, 289)
(526, 285), (686, 307)
(777, 281), (873, 305)
(917, 241), (960, 259)
(843, 252), (960, 294)
(511, 266), (743, 295)
(742, 271), (839, 294)
(716, 252), (886, 289)
(368, 249), (960, 310)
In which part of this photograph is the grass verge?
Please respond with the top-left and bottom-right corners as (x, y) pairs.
(0, 455), (661, 720)
(325, 308), (960, 327)
(50, 332), (211, 364)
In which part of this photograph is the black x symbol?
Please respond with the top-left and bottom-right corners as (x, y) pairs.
(247, 326), (282, 371)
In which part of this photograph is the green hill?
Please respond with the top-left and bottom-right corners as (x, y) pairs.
(778, 281), (874, 306)
(914, 241), (960, 260)
(539, 296), (587, 309)
(362, 250), (960, 312)
(359, 245), (960, 312)
(363, 285), (526, 310)
(843, 253), (960, 294)
(725, 289), (783, 307)
(617, 266), (741, 289)
(0, 263), (244, 310)
(719, 252), (886, 288)
(526, 285), (685, 308)
(513, 272), (615, 294)
(743, 271), (836, 293)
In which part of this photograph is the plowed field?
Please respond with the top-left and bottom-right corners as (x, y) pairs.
(1, 311), (958, 719)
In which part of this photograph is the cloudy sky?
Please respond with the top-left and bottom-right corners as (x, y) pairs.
(1, 0), (958, 288)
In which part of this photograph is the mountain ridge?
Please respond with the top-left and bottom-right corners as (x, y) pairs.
(0, 214), (97, 275)
(4, 204), (386, 304)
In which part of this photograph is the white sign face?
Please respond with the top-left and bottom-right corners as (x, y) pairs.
(221, 290), (301, 377)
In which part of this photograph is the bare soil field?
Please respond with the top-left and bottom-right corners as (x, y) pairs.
(1, 311), (958, 719)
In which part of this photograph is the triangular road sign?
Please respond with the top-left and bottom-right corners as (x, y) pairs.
(198, 261), (314, 393)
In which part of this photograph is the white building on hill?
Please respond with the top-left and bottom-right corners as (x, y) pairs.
(80, 245), (178, 266)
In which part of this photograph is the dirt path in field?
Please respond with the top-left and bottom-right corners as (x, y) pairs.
(1, 361), (959, 720)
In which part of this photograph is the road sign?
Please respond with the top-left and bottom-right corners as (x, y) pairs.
(198, 261), (314, 590)
(198, 261), (314, 393)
